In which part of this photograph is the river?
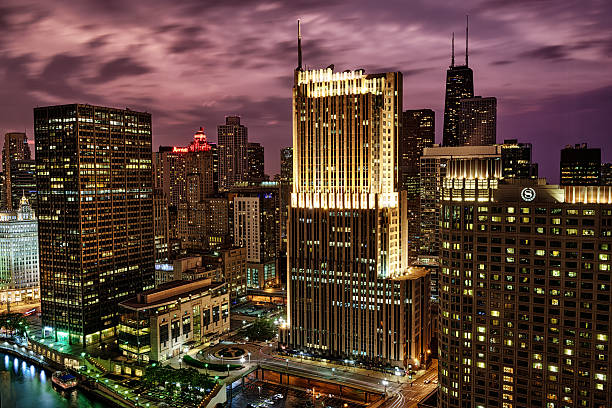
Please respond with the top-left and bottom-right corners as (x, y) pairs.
(0, 351), (109, 408)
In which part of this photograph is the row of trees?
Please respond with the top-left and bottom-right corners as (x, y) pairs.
(0, 313), (29, 337)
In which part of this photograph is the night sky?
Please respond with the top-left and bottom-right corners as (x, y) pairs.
(1, 0), (611, 181)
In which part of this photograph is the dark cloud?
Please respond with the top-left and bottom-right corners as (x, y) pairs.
(96, 57), (153, 82)
(519, 45), (569, 61)
(491, 60), (513, 65)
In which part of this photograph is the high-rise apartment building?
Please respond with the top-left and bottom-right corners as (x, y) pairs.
(458, 96), (496, 146)
(218, 116), (248, 191)
(247, 142), (265, 182)
(443, 26), (474, 147)
(285, 25), (431, 368)
(34, 104), (155, 346)
(2, 132), (34, 210)
(0, 195), (39, 308)
(560, 143), (601, 186)
(437, 162), (612, 408)
(501, 139), (539, 180)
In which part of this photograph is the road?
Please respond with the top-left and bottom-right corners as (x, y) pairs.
(381, 361), (438, 408)
(203, 340), (438, 405)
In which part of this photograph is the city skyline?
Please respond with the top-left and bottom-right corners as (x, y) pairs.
(0, 1), (611, 180)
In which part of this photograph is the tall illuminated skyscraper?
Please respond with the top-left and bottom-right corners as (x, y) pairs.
(35, 104), (155, 345)
(443, 23), (474, 147)
(284, 22), (430, 368)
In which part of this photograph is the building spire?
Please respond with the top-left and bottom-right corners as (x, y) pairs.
(465, 15), (469, 66)
(451, 32), (455, 67)
(297, 19), (302, 70)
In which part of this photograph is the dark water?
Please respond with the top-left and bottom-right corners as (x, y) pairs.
(0, 352), (108, 408)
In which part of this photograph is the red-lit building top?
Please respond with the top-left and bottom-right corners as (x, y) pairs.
(172, 127), (212, 153)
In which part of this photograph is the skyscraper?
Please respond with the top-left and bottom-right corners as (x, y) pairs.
(458, 96), (496, 146)
(218, 116), (248, 191)
(280, 147), (293, 184)
(2, 132), (33, 210)
(443, 23), (474, 147)
(285, 23), (430, 368)
(560, 143), (601, 186)
(501, 139), (539, 179)
(155, 128), (214, 207)
(437, 167), (612, 408)
(399, 109), (435, 195)
(247, 142), (265, 182)
(35, 104), (155, 346)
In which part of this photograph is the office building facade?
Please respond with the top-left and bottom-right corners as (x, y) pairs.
(35, 104), (155, 346)
(560, 144), (601, 186)
(118, 279), (230, 362)
(2, 132), (34, 211)
(458, 96), (496, 146)
(0, 195), (39, 307)
(399, 109), (435, 195)
(247, 142), (265, 182)
(218, 116), (248, 191)
(501, 139), (539, 180)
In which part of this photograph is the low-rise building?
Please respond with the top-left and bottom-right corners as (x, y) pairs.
(202, 247), (247, 302)
(118, 278), (230, 362)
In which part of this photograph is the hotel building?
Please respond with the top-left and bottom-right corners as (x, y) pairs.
(437, 156), (612, 408)
(34, 104), (155, 345)
(284, 23), (431, 368)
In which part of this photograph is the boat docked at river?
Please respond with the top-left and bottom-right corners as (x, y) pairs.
(51, 371), (78, 390)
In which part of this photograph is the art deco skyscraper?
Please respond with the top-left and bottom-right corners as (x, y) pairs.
(285, 22), (431, 368)
(218, 116), (248, 191)
(34, 104), (155, 346)
(443, 23), (474, 147)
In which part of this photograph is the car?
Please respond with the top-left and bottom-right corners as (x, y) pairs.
(273, 394), (284, 400)
(424, 379), (431, 384)
(433, 379), (438, 384)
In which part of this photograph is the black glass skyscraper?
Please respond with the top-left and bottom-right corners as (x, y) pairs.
(443, 25), (474, 147)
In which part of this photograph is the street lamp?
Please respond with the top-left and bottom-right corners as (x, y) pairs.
(205, 363), (208, 376)
(240, 356), (245, 364)
(382, 379), (389, 396)
(247, 352), (251, 363)
(226, 364), (230, 376)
